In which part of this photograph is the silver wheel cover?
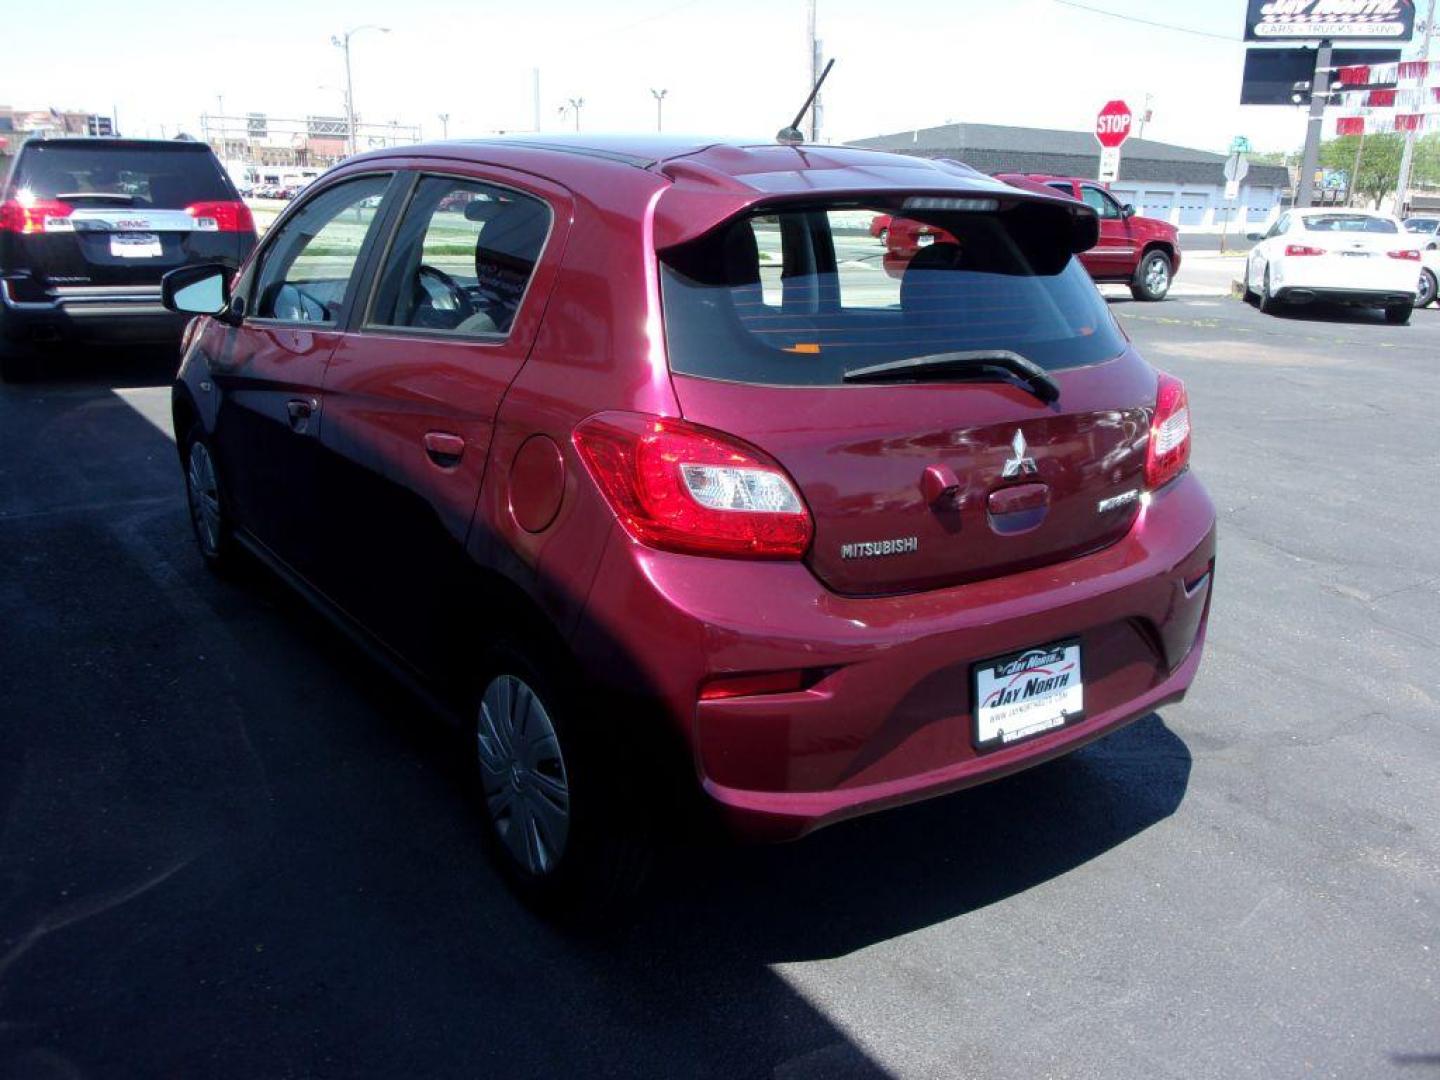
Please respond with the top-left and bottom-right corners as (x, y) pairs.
(477, 674), (571, 875)
(186, 442), (222, 556)
(1145, 255), (1170, 296)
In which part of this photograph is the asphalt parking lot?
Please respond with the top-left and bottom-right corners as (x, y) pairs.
(1, 296), (1436, 1079)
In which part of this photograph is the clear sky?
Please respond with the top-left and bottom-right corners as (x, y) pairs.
(3, 0), (1417, 154)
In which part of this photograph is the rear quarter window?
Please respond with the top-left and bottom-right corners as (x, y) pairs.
(661, 199), (1123, 387)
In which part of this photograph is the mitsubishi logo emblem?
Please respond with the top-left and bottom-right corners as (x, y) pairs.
(1001, 429), (1038, 478)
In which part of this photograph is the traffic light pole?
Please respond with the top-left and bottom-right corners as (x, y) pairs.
(1296, 40), (1333, 208)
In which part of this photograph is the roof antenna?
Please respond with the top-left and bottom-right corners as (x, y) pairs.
(777, 58), (835, 145)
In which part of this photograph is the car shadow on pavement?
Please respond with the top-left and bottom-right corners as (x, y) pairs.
(9, 343), (180, 389)
(0, 369), (1191, 1080)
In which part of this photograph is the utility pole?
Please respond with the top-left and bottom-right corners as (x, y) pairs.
(1296, 39), (1333, 208)
(1395, 0), (1437, 213)
(651, 89), (667, 132)
(1136, 92), (1154, 140)
(438, 113), (450, 139)
(331, 25), (390, 157)
(568, 97), (584, 132)
(806, 0), (822, 142)
(1348, 127), (1367, 207)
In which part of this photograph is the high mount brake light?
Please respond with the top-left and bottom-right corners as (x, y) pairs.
(1145, 372), (1191, 491)
(0, 197), (73, 234)
(1284, 244), (1325, 257)
(573, 413), (813, 559)
(186, 200), (255, 233)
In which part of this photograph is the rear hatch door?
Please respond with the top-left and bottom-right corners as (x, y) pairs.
(659, 195), (1154, 597)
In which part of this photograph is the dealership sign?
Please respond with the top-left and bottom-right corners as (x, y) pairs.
(1245, 0), (1415, 41)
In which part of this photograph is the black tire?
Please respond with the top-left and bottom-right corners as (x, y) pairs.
(1258, 266), (1280, 315)
(1416, 268), (1437, 309)
(1129, 249), (1172, 302)
(1385, 302), (1413, 325)
(470, 640), (652, 922)
(181, 425), (241, 574)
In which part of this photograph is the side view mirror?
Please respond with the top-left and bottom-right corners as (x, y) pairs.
(1121, 204), (1135, 219)
(1245, 232), (1265, 242)
(162, 264), (237, 323)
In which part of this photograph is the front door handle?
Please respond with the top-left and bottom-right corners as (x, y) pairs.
(286, 398), (317, 433)
(424, 431), (466, 467)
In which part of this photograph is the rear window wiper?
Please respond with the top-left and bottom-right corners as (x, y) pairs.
(842, 349), (1061, 404)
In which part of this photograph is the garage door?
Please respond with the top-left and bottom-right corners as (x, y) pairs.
(1178, 192), (1209, 227)
(1142, 191), (1175, 221)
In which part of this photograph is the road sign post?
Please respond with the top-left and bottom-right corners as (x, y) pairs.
(1095, 99), (1133, 184)
(1220, 150), (1250, 254)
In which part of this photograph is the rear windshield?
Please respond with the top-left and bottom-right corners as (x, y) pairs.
(660, 200), (1124, 386)
(1303, 214), (1398, 234)
(11, 144), (232, 208)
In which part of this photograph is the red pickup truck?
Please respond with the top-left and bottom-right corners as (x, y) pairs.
(871, 174), (1181, 301)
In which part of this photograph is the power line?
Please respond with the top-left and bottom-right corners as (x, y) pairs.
(1050, 0), (1240, 43)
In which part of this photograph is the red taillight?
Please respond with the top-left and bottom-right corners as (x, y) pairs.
(572, 412), (813, 559)
(1145, 372), (1191, 490)
(185, 200), (254, 233)
(0, 197), (73, 234)
(1387, 248), (1421, 261)
(1284, 244), (1325, 257)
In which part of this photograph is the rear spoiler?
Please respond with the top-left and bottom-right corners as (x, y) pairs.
(651, 158), (1099, 255)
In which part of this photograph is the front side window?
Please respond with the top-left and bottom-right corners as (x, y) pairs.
(661, 199), (1124, 386)
(368, 176), (550, 337)
(251, 175), (391, 323)
(1079, 186), (1122, 219)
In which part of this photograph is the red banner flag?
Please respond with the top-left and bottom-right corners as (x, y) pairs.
(1398, 60), (1430, 82)
(1336, 117), (1365, 137)
(1367, 89), (1397, 107)
(1336, 65), (1372, 86)
(1395, 113), (1423, 132)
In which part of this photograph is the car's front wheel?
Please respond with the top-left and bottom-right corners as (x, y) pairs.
(1130, 250), (1172, 302)
(1416, 268), (1437, 309)
(472, 642), (652, 920)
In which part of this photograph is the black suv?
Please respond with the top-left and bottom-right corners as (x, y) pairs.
(0, 137), (257, 380)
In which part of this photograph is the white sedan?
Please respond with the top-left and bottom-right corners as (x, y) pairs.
(1245, 208), (1421, 324)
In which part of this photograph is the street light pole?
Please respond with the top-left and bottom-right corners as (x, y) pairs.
(1296, 39), (1333, 208)
(331, 25), (390, 158)
(568, 97), (584, 132)
(438, 113), (450, 139)
(651, 89), (667, 132)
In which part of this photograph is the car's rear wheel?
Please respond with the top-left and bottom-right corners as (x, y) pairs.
(472, 642), (652, 921)
(1258, 266), (1280, 315)
(1416, 268), (1437, 309)
(182, 427), (240, 573)
(1130, 250), (1172, 302)
(1385, 302), (1413, 325)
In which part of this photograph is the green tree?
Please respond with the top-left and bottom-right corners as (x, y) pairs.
(1320, 132), (1440, 206)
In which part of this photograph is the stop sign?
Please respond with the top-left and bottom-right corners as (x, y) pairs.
(1095, 100), (1134, 149)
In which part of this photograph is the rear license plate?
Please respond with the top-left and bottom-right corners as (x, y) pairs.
(111, 233), (162, 258)
(1341, 251), (1372, 258)
(972, 639), (1084, 751)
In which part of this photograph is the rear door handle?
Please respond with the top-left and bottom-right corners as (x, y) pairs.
(424, 431), (466, 467)
(286, 398), (317, 433)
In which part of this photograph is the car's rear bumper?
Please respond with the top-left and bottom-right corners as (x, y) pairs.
(573, 471), (1217, 842)
(1, 279), (188, 344)
(1274, 285), (1415, 307)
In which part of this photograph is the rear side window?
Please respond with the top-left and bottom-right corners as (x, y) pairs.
(661, 200), (1124, 386)
(367, 176), (550, 337)
(1304, 214), (1398, 234)
(11, 144), (232, 208)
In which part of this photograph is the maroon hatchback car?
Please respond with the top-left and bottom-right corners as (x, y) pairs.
(163, 136), (1215, 914)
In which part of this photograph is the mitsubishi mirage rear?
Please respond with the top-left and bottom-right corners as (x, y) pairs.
(580, 180), (1217, 839)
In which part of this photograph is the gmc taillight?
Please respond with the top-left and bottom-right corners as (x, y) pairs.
(0, 197), (73, 234)
(573, 413), (813, 559)
(1145, 372), (1191, 491)
(1284, 244), (1325, 257)
(1387, 249), (1421, 261)
(185, 200), (254, 233)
